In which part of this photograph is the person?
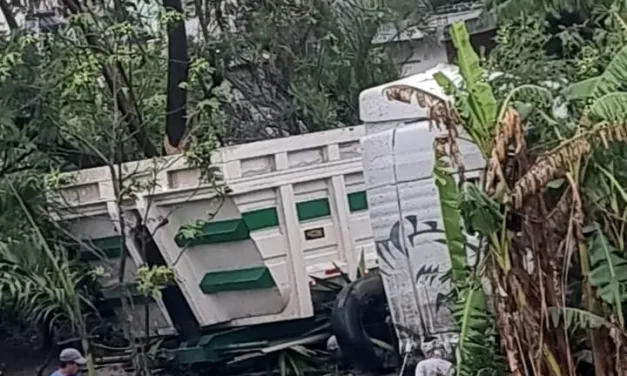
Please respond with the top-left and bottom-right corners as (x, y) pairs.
(414, 344), (454, 376)
(50, 348), (87, 376)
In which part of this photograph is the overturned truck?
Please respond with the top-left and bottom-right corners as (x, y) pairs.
(51, 63), (481, 373)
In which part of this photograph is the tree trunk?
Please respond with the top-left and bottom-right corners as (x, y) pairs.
(163, 0), (189, 153)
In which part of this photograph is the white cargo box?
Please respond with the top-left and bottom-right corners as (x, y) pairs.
(51, 126), (376, 329)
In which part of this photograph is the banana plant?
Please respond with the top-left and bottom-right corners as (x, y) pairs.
(385, 20), (571, 376)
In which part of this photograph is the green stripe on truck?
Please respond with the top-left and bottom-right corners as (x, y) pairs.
(174, 208), (280, 247)
(296, 198), (331, 221)
(175, 219), (250, 247)
(347, 191), (368, 212)
(199, 266), (276, 294)
(242, 207), (279, 231)
(177, 193), (367, 245)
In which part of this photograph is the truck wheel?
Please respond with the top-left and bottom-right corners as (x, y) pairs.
(330, 273), (389, 372)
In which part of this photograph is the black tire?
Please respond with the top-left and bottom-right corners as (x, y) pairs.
(330, 273), (388, 372)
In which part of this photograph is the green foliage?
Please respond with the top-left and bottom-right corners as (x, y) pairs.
(548, 307), (614, 330)
(425, 29), (493, 375)
(426, 19), (627, 375)
(448, 22), (497, 156)
(0, 2), (432, 375)
(0, 174), (97, 373)
(485, 0), (620, 19)
(137, 266), (176, 300)
(452, 282), (502, 376)
(0, 242), (92, 328)
(588, 92), (627, 122)
(433, 159), (502, 376)
(563, 45), (627, 101)
(488, 16), (565, 89)
(587, 229), (627, 325)
(428, 13), (627, 376)
(434, 166), (497, 376)
(500, 84), (554, 116)
(0, 3), (225, 171)
(430, 26), (505, 370)
(433, 157), (468, 283)
(218, 0), (402, 138)
(459, 182), (502, 236)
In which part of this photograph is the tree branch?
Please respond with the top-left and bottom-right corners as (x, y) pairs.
(13, 110), (105, 169)
(0, 0), (18, 30)
(59, 0), (160, 159)
(47, 138), (104, 168)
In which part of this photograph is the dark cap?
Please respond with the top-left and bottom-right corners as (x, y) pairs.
(59, 348), (87, 365)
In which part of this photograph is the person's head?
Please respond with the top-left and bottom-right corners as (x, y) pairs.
(431, 347), (445, 358)
(59, 348), (87, 375)
(422, 339), (446, 359)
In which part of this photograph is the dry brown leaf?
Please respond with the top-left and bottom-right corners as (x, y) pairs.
(509, 122), (627, 209)
(509, 138), (590, 209)
(385, 84), (464, 177)
(491, 266), (524, 376)
(384, 84), (460, 129)
(485, 108), (526, 195)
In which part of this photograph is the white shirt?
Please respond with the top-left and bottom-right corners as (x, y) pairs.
(415, 357), (454, 376)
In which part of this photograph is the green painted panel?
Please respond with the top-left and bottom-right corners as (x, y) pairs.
(176, 317), (322, 364)
(78, 236), (123, 261)
(347, 191), (368, 212)
(199, 266), (276, 294)
(242, 208), (279, 231)
(175, 219), (250, 247)
(296, 198), (330, 221)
